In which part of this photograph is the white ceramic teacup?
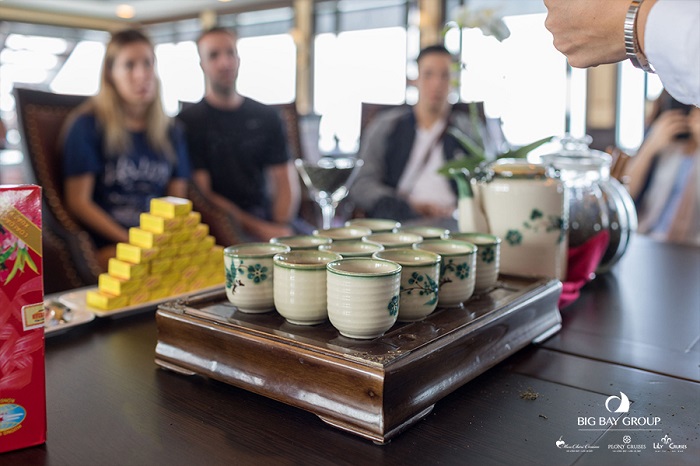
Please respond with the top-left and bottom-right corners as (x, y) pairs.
(363, 232), (423, 249)
(326, 258), (401, 339)
(319, 240), (384, 258)
(345, 218), (401, 233)
(270, 234), (332, 250)
(224, 243), (290, 313)
(313, 226), (372, 242)
(273, 250), (342, 325)
(373, 248), (441, 322)
(414, 239), (477, 307)
(447, 232), (501, 292)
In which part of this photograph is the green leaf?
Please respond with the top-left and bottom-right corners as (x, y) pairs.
(24, 250), (38, 274)
(498, 136), (554, 159)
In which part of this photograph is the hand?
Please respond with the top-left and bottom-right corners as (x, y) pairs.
(544, 0), (629, 68)
(644, 109), (691, 153)
(250, 221), (295, 242)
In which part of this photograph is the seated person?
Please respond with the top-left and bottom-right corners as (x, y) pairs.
(351, 45), (491, 221)
(625, 90), (700, 246)
(63, 29), (191, 269)
(178, 27), (301, 241)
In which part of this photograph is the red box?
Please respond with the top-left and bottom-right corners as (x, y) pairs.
(0, 185), (45, 453)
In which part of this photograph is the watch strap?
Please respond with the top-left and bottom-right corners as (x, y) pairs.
(624, 0), (655, 72)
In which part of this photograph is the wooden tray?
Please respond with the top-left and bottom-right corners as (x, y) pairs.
(154, 276), (562, 444)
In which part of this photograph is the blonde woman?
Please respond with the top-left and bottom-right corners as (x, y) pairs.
(63, 29), (190, 269)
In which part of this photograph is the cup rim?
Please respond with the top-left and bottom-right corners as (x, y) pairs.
(313, 226), (372, 240)
(447, 232), (501, 245)
(344, 218), (401, 231)
(327, 258), (402, 277)
(373, 248), (441, 266)
(273, 250), (342, 269)
(414, 239), (477, 255)
(270, 234), (333, 248)
(397, 226), (450, 239)
(224, 242), (290, 258)
(363, 232), (424, 247)
(319, 240), (385, 255)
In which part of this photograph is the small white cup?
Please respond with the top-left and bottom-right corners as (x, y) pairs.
(224, 243), (290, 313)
(363, 232), (423, 249)
(414, 239), (477, 308)
(326, 258), (401, 339)
(270, 234), (332, 250)
(319, 240), (384, 258)
(345, 218), (401, 233)
(273, 250), (342, 325)
(448, 232), (501, 292)
(373, 248), (441, 322)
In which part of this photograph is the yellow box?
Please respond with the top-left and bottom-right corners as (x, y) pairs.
(108, 258), (148, 280)
(170, 281), (189, 296)
(157, 245), (179, 259)
(140, 213), (183, 234)
(188, 252), (209, 266)
(169, 229), (192, 244)
(181, 265), (200, 281)
(178, 241), (198, 256)
(189, 276), (209, 291)
(150, 257), (173, 275)
(160, 273), (179, 288)
(129, 290), (151, 306)
(171, 255), (192, 270)
(150, 196), (192, 218)
(182, 211), (201, 228)
(149, 286), (171, 301)
(207, 246), (224, 266)
(191, 223), (210, 241)
(98, 274), (139, 296)
(116, 243), (157, 264)
(194, 235), (216, 253)
(129, 228), (170, 249)
(143, 275), (162, 290)
(86, 290), (129, 310)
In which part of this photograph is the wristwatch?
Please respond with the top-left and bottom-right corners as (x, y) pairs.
(624, 0), (655, 72)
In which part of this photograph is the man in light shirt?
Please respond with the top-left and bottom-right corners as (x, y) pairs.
(351, 45), (490, 221)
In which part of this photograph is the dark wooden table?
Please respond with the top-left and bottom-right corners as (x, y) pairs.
(5, 235), (699, 465)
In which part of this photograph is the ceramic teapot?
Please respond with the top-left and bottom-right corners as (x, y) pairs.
(452, 159), (568, 280)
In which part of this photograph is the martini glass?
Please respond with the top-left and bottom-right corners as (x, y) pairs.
(295, 156), (364, 230)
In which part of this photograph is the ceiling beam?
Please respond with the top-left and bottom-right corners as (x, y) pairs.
(0, 6), (131, 32)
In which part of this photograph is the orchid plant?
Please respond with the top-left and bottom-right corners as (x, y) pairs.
(438, 2), (552, 194)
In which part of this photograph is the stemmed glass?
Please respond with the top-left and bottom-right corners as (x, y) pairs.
(294, 156), (364, 230)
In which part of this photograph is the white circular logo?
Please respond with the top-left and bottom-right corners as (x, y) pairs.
(605, 392), (630, 413)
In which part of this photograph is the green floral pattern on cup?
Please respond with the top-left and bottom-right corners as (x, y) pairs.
(480, 246), (495, 264)
(246, 264), (268, 283)
(226, 262), (245, 294)
(226, 259), (268, 294)
(506, 209), (564, 246)
(441, 258), (470, 284)
(388, 295), (399, 317)
(401, 272), (439, 306)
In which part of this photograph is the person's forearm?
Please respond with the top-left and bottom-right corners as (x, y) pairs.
(68, 200), (129, 244)
(625, 140), (661, 199)
(271, 166), (300, 224)
(205, 189), (290, 239)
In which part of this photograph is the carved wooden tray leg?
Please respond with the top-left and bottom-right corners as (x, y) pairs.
(155, 358), (197, 376)
(317, 404), (435, 445)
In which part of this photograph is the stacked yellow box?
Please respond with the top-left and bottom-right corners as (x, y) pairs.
(86, 196), (226, 310)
